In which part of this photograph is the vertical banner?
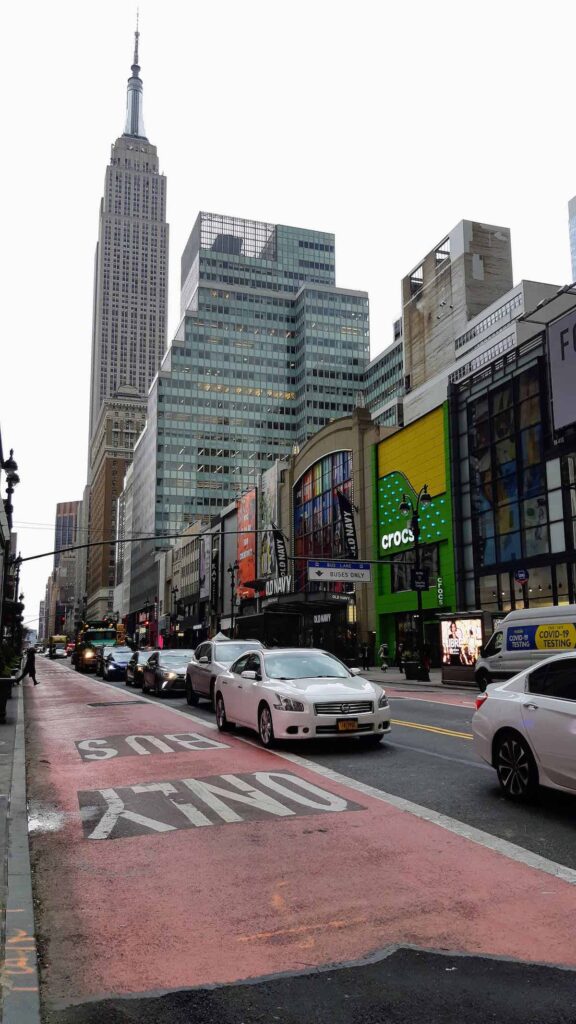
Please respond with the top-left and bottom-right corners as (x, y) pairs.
(271, 523), (288, 577)
(210, 549), (219, 610)
(258, 464), (278, 579)
(237, 490), (257, 599)
(336, 490), (359, 560)
(199, 535), (211, 601)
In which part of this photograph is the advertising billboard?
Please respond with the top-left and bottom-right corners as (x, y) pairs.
(199, 535), (211, 601)
(237, 489), (257, 599)
(548, 308), (576, 432)
(441, 618), (483, 666)
(258, 464), (278, 579)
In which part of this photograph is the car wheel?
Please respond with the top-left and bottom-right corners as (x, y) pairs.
(209, 681), (216, 711)
(155, 679), (164, 698)
(185, 678), (199, 707)
(125, 675), (132, 687)
(494, 731), (538, 801)
(103, 666), (108, 680)
(476, 670), (491, 692)
(215, 692), (234, 732)
(141, 677), (147, 694)
(258, 702), (276, 748)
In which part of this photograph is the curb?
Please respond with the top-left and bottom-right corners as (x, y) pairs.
(1, 685), (41, 1024)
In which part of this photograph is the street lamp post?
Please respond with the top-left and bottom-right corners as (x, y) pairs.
(399, 484), (432, 682)
(227, 561), (238, 638)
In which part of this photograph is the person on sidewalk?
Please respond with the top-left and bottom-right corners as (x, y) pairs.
(395, 642), (404, 674)
(361, 642), (370, 671)
(378, 642), (389, 671)
(17, 647), (38, 686)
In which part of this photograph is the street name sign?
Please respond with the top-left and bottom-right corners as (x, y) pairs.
(308, 560), (371, 583)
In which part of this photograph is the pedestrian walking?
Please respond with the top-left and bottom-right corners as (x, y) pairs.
(378, 641), (389, 672)
(361, 642), (370, 671)
(395, 642), (404, 674)
(17, 647), (38, 686)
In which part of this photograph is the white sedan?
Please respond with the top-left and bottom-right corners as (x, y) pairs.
(214, 647), (391, 747)
(472, 652), (576, 800)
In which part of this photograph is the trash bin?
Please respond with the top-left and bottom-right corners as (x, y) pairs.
(404, 661), (430, 682)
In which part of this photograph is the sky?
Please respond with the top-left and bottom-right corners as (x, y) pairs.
(2, 0), (575, 631)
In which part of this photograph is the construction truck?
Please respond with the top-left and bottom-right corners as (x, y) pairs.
(48, 635), (68, 659)
(72, 620), (119, 673)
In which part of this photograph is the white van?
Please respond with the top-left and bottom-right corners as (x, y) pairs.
(475, 605), (576, 690)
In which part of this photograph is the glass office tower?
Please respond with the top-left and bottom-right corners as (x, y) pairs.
(129, 212), (369, 612)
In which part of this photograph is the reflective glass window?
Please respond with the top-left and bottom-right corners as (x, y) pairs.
(495, 439), (516, 477)
(522, 495), (547, 530)
(523, 465), (545, 497)
(521, 425), (542, 466)
(519, 396), (540, 428)
(523, 526), (549, 557)
(518, 365), (540, 400)
(498, 532), (522, 561)
(497, 503), (520, 534)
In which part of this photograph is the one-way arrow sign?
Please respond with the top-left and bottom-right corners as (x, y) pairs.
(307, 560), (371, 583)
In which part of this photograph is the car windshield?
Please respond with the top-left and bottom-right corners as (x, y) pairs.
(264, 652), (351, 680)
(159, 651), (195, 666)
(102, 646), (115, 657)
(110, 648), (132, 660)
(137, 651), (154, 663)
(84, 630), (117, 643)
(215, 643), (262, 666)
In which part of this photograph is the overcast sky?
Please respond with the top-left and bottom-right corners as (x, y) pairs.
(2, 0), (575, 631)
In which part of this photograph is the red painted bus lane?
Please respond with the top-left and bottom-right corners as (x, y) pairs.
(27, 661), (576, 1011)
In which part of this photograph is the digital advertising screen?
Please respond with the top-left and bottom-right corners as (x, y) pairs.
(441, 618), (483, 666)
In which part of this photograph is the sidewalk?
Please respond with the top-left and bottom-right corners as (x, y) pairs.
(0, 681), (41, 1024)
(360, 666), (475, 691)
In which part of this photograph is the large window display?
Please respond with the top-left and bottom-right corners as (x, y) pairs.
(293, 451), (354, 594)
(469, 365), (548, 568)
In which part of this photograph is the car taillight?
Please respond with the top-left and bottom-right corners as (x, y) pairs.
(475, 694), (488, 710)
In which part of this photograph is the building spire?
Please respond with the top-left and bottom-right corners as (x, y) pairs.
(123, 14), (147, 140)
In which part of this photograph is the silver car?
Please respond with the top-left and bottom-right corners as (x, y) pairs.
(185, 639), (264, 707)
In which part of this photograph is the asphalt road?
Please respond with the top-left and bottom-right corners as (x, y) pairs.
(32, 661), (576, 1024)
(78, 662), (576, 871)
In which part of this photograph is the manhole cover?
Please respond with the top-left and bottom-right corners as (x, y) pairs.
(87, 701), (147, 707)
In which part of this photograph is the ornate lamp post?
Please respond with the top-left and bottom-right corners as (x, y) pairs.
(399, 484), (432, 681)
(227, 561), (239, 637)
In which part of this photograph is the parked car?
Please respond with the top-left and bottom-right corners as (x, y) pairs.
(102, 646), (134, 681)
(473, 651), (576, 800)
(126, 649), (156, 687)
(475, 604), (576, 690)
(96, 645), (117, 677)
(214, 647), (391, 748)
(142, 650), (197, 697)
(65, 641), (76, 656)
(186, 638), (264, 707)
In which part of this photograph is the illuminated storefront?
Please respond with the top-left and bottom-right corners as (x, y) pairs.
(374, 405), (456, 665)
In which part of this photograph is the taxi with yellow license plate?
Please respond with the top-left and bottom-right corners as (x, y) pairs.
(213, 647), (390, 748)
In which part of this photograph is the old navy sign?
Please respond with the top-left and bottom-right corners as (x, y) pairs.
(78, 770), (364, 840)
(265, 575), (292, 597)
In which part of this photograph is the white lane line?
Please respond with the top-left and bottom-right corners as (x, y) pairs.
(50, 663), (576, 886)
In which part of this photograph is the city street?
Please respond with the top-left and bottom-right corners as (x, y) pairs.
(21, 659), (576, 1023)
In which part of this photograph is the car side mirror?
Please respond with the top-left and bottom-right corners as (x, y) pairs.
(350, 667), (362, 676)
(479, 646), (485, 658)
(198, 656), (209, 664)
(241, 670), (258, 680)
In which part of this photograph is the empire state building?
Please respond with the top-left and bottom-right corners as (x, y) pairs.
(84, 28), (169, 618)
(88, 27), (169, 444)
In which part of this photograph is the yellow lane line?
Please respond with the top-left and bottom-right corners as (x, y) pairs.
(391, 718), (473, 741)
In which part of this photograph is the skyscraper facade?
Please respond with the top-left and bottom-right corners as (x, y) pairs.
(87, 29), (169, 444)
(53, 501), (81, 569)
(83, 28), (169, 616)
(127, 211), (369, 614)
